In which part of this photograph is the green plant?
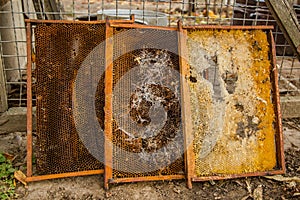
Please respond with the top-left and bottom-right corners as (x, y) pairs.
(0, 153), (16, 199)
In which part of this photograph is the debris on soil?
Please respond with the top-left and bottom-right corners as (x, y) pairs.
(0, 119), (9, 126)
(264, 175), (300, 182)
(14, 170), (27, 186)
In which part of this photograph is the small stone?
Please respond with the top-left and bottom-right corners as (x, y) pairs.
(287, 181), (297, 188)
(253, 185), (263, 200)
(173, 188), (181, 194)
(105, 192), (112, 198)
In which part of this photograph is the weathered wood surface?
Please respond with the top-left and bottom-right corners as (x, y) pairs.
(0, 44), (8, 113)
(32, 0), (61, 20)
(265, 0), (300, 60)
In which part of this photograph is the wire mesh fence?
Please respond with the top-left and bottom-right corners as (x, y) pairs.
(0, 0), (299, 109)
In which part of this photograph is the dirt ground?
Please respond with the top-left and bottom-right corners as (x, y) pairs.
(0, 112), (299, 200)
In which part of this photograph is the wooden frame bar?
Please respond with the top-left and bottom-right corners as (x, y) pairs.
(109, 23), (178, 31)
(25, 18), (135, 25)
(26, 170), (104, 182)
(26, 21), (33, 178)
(192, 170), (285, 182)
(104, 20), (114, 190)
(109, 175), (185, 184)
(183, 25), (275, 30)
(177, 21), (194, 189)
(268, 30), (285, 172)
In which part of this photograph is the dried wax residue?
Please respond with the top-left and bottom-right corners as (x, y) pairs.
(187, 29), (276, 176)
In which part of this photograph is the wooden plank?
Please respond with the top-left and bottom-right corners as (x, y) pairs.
(265, 0), (300, 60)
(178, 21), (194, 189)
(0, 40), (8, 113)
(32, 0), (61, 20)
(104, 21), (114, 190)
(43, 0), (61, 20)
(32, 0), (43, 19)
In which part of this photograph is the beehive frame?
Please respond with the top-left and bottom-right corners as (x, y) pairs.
(178, 25), (285, 188)
(25, 18), (134, 182)
(104, 22), (188, 189)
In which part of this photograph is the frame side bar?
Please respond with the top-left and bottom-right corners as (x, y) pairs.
(109, 175), (185, 184)
(268, 30), (286, 172)
(25, 170), (104, 182)
(26, 21), (33, 178)
(104, 20), (114, 190)
(192, 170), (285, 182)
(178, 21), (194, 189)
(109, 23), (178, 31)
(24, 19), (135, 25)
(183, 25), (274, 30)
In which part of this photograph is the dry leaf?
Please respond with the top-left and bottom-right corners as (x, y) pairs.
(245, 179), (252, 194)
(264, 175), (300, 182)
(3, 152), (15, 161)
(14, 170), (27, 186)
(253, 185), (263, 200)
(241, 195), (251, 200)
(293, 193), (300, 197)
(0, 118), (9, 126)
(173, 188), (181, 194)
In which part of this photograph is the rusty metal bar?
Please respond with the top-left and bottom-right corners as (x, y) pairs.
(109, 23), (178, 31)
(183, 25), (274, 30)
(25, 19), (106, 24)
(26, 21), (33, 178)
(25, 18), (135, 25)
(109, 175), (185, 184)
(268, 30), (286, 172)
(192, 170), (285, 182)
(177, 21), (194, 189)
(25, 170), (104, 182)
(104, 19), (114, 190)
